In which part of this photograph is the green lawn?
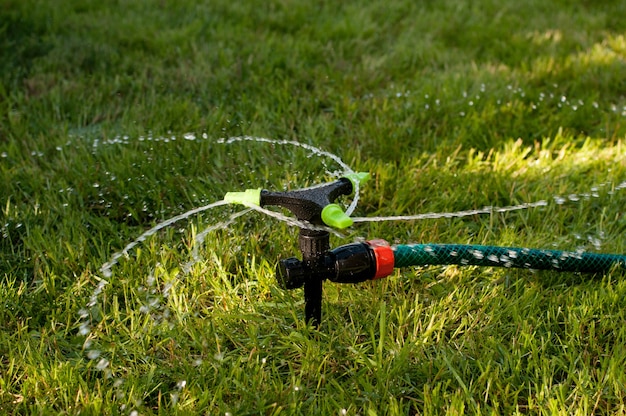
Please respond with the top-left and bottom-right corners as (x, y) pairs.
(2, 0), (626, 414)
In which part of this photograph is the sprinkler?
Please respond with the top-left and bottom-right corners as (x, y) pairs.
(225, 175), (626, 327)
(225, 173), (369, 326)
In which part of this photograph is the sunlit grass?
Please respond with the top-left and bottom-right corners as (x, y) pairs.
(2, 0), (626, 414)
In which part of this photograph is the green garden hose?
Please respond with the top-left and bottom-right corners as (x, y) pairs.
(392, 244), (626, 273)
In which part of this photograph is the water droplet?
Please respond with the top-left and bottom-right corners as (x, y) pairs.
(587, 235), (602, 250)
(79, 323), (91, 336)
(96, 358), (110, 370)
(87, 350), (101, 360)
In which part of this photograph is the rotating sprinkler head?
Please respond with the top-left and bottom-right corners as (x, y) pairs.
(224, 172), (371, 229)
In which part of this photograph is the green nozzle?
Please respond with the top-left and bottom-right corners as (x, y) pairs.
(321, 204), (353, 229)
(344, 172), (371, 191)
(224, 188), (262, 206)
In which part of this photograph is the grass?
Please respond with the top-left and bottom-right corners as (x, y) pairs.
(1, 0), (626, 414)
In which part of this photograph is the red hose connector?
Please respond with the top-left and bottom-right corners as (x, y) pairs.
(367, 239), (395, 279)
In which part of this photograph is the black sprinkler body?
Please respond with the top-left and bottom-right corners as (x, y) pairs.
(224, 173), (394, 327)
(260, 178), (353, 326)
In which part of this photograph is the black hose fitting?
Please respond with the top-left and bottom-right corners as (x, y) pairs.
(276, 242), (377, 290)
(276, 239), (395, 326)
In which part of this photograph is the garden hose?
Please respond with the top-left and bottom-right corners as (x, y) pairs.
(392, 243), (626, 274)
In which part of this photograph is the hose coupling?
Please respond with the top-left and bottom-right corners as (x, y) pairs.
(276, 239), (395, 289)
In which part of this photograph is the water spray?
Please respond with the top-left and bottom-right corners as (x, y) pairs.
(95, 137), (625, 331)
(225, 174), (626, 327)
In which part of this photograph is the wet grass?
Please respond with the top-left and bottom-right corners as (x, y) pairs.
(1, 0), (626, 414)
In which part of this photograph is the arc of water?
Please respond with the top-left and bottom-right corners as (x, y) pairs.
(100, 200), (231, 277)
(98, 135), (360, 281)
(351, 200), (549, 223)
(218, 136), (362, 216)
(219, 136), (354, 173)
(187, 207), (254, 269)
